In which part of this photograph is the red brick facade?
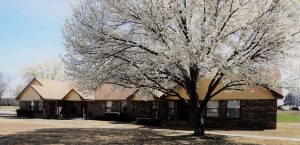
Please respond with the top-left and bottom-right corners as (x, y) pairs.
(18, 99), (277, 130)
(19, 101), (30, 110)
(201, 100), (277, 129)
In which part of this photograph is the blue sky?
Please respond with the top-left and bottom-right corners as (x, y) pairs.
(0, 0), (75, 90)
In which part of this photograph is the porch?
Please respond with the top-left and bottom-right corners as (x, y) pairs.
(17, 100), (87, 119)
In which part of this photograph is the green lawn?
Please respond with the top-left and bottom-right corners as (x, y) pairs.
(277, 111), (300, 123)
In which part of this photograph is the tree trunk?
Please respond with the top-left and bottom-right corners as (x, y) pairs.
(193, 108), (205, 136)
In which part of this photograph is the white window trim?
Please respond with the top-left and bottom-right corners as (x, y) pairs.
(226, 100), (240, 118)
(106, 101), (112, 112)
(206, 101), (219, 117)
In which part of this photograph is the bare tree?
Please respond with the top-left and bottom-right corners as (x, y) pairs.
(21, 60), (68, 83)
(12, 60), (68, 98)
(0, 72), (10, 106)
(63, 0), (300, 136)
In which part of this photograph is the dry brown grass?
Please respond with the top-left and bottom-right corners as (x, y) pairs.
(0, 117), (300, 145)
(0, 128), (254, 145)
(228, 137), (300, 145)
(209, 123), (300, 139)
(0, 117), (139, 135)
(0, 106), (18, 111)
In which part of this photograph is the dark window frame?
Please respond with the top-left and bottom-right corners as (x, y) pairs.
(206, 101), (219, 118)
(150, 101), (159, 118)
(167, 101), (176, 120)
(226, 100), (240, 119)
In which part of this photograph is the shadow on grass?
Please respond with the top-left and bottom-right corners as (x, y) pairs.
(0, 128), (258, 145)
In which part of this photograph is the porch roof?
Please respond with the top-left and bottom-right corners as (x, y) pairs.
(16, 78), (137, 101)
(94, 84), (137, 101)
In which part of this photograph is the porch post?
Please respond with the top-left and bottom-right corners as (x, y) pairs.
(82, 101), (86, 119)
(156, 101), (158, 120)
(43, 100), (46, 114)
(55, 101), (58, 115)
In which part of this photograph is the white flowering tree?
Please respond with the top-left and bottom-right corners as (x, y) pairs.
(63, 0), (300, 136)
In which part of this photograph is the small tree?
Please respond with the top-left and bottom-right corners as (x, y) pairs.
(64, 0), (300, 136)
(0, 72), (10, 106)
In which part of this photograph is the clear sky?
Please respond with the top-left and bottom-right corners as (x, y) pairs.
(0, 0), (75, 93)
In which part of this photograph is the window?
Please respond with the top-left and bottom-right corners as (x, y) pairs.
(226, 100), (240, 118)
(151, 101), (158, 110)
(150, 101), (159, 118)
(38, 101), (44, 112)
(168, 101), (175, 120)
(206, 101), (219, 117)
(30, 101), (35, 111)
(121, 101), (128, 112)
(106, 101), (112, 112)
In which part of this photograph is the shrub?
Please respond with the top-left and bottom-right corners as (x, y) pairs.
(104, 112), (120, 120)
(16, 109), (33, 117)
(135, 118), (161, 126)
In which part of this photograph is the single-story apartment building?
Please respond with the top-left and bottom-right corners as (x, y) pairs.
(15, 78), (282, 130)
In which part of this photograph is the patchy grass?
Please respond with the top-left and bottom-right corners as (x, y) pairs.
(277, 111), (300, 123)
(0, 128), (253, 145)
(0, 116), (300, 144)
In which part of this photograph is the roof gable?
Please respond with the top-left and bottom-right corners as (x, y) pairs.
(15, 86), (43, 101)
(63, 89), (83, 101)
(16, 78), (136, 101)
(165, 78), (279, 100)
(94, 84), (137, 101)
(29, 78), (42, 86)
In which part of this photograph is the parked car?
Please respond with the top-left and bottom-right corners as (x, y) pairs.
(290, 105), (299, 110)
(280, 105), (290, 111)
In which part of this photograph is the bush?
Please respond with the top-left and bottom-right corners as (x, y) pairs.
(119, 112), (132, 122)
(16, 109), (33, 117)
(135, 118), (161, 126)
(104, 112), (120, 120)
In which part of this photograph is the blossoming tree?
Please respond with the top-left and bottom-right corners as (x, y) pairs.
(63, 0), (300, 136)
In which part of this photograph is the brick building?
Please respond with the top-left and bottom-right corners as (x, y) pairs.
(16, 78), (282, 130)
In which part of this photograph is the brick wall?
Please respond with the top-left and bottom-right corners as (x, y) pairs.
(203, 99), (277, 129)
(132, 101), (151, 118)
(87, 101), (123, 118)
(111, 101), (121, 112)
(240, 99), (277, 129)
(158, 101), (167, 120)
(87, 101), (106, 118)
(19, 101), (30, 110)
(44, 101), (57, 114)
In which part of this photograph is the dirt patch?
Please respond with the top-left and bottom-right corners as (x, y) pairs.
(0, 117), (140, 135)
(278, 111), (300, 115)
